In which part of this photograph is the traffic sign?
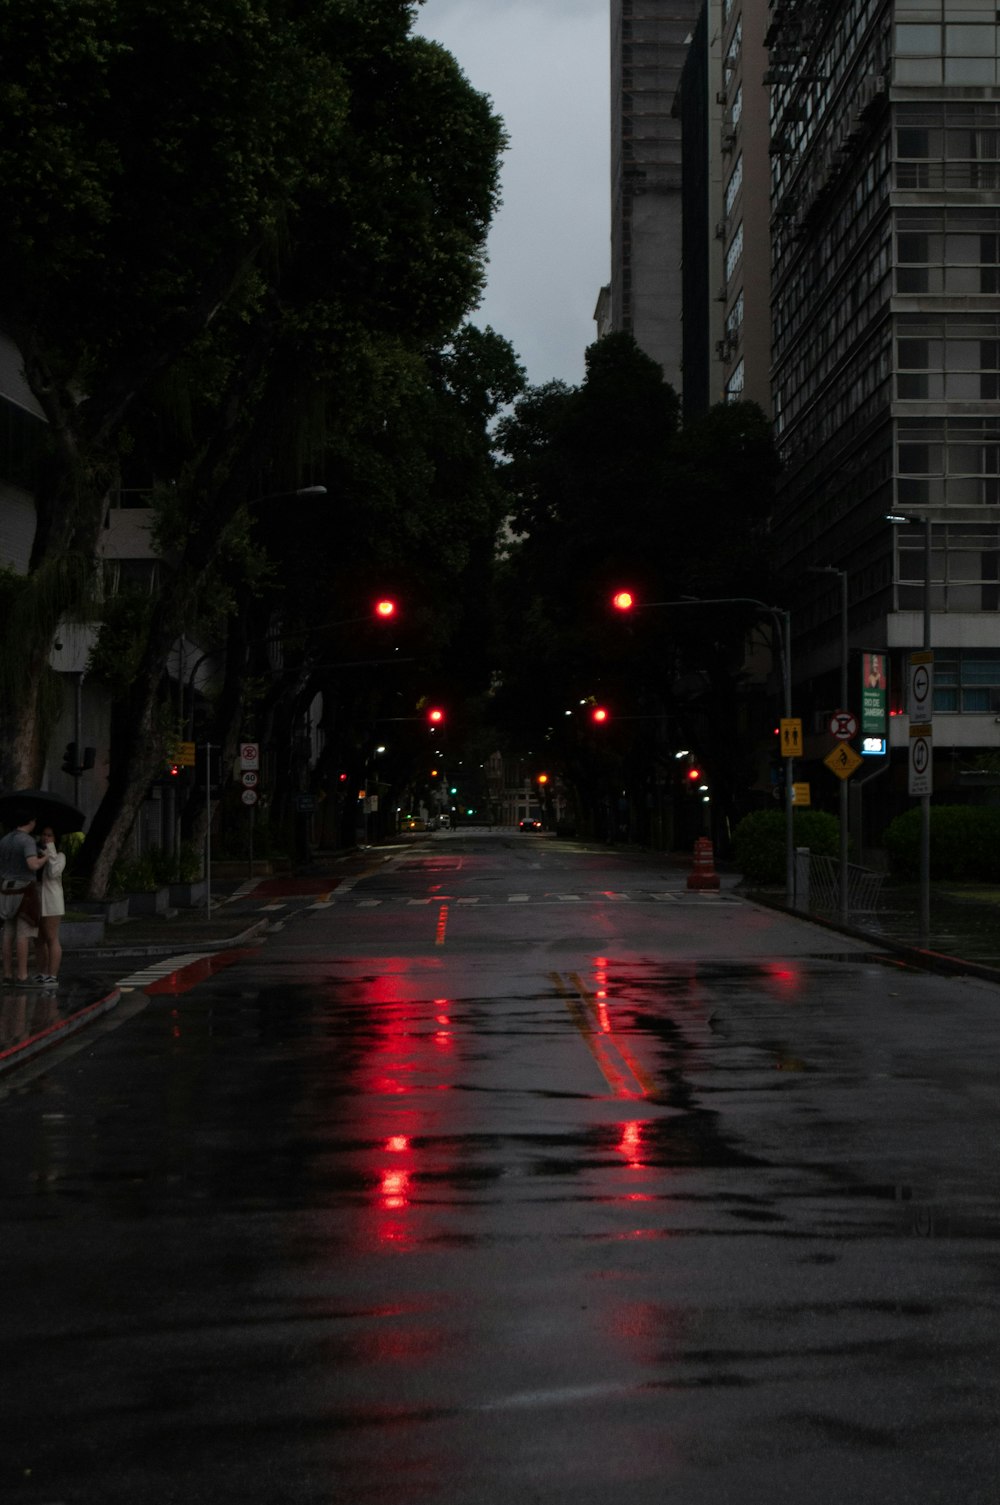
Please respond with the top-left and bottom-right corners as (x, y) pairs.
(240, 741), (260, 770)
(174, 741), (196, 767)
(909, 724), (933, 796)
(792, 782), (811, 806)
(909, 651), (934, 722)
(780, 718), (802, 757)
(241, 788), (258, 806)
(824, 743), (862, 780)
(241, 770), (258, 788)
(828, 710), (858, 741)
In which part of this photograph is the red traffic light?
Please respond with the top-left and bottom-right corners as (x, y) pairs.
(537, 772), (549, 785)
(375, 598), (397, 619)
(612, 590), (635, 611)
(591, 706), (609, 724)
(427, 707), (444, 725)
(686, 767), (701, 781)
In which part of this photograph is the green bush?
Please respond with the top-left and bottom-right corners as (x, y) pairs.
(733, 808), (840, 885)
(884, 805), (1000, 880)
(108, 852), (158, 896)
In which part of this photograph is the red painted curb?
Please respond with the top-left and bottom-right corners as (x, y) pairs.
(0, 989), (122, 1074)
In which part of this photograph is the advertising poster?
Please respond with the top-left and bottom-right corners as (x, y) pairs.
(861, 651), (887, 738)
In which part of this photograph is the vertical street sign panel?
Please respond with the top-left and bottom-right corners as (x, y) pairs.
(240, 742), (260, 771)
(779, 718), (802, 757)
(909, 650), (934, 723)
(908, 724), (933, 796)
(861, 650), (888, 737)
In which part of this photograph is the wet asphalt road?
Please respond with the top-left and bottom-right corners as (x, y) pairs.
(3, 831), (1000, 1504)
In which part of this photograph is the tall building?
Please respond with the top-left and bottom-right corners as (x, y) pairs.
(768, 0), (1000, 810)
(609, 0), (702, 393)
(677, 0), (771, 416)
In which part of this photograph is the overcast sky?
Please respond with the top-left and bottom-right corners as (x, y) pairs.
(414, 0), (609, 390)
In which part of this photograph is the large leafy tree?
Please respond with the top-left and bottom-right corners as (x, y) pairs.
(492, 335), (780, 845)
(0, 0), (506, 891)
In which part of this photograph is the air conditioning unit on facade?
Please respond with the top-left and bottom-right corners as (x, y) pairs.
(714, 220), (727, 239)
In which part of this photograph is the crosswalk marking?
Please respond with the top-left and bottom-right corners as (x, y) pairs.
(303, 890), (736, 909)
(118, 953), (210, 988)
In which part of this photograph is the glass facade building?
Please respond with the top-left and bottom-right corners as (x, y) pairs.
(768, 0), (1000, 768)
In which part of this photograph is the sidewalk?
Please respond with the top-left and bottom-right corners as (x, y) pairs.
(0, 845), (386, 1077)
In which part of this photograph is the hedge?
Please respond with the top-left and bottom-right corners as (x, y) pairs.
(884, 805), (1000, 881)
(732, 808), (840, 885)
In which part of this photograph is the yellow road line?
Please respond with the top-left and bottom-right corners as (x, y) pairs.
(567, 971), (659, 1098)
(549, 971), (648, 1099)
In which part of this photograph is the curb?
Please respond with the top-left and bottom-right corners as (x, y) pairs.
(63, 914), (273, 961)
(0, 987), (123, 1076)
(747, 891), (1000, 985)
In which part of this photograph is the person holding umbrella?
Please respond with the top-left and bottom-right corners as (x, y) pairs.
(34, 824), (66, 988)
(0, 807), (50, 985)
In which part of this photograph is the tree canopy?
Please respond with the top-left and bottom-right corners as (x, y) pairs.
(0, 0), (511, 889)
(491, 335), (780, 845)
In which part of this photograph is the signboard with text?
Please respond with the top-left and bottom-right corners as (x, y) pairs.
(861, 651), (888, 738)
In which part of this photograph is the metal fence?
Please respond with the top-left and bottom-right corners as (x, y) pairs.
(795, 850), (885, 918)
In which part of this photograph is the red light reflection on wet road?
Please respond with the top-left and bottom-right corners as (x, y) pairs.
(347, 980), (461, 1252)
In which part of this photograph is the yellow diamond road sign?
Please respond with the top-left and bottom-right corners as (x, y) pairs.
(824, 742), (862, 780)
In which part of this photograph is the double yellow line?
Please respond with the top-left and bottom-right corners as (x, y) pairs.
(549, 971), (657, 1099)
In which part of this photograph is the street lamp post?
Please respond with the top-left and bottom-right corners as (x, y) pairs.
(612, 593), (795, 901)
(887, 514), (932, 947)
(808, 566), (849, 925)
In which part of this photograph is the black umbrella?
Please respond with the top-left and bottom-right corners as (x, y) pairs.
(0, 789), (86, 836)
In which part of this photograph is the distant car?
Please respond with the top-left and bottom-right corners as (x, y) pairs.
(519, 818), (543, 832)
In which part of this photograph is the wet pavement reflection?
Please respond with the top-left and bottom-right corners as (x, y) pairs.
(2, 850), (1000, 1503)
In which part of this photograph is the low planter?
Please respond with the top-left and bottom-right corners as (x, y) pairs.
(75, 896), (131, 926)
(169, 878), (208, 908)
(61, 916), (106, 949)
(127, 886), (173, 917)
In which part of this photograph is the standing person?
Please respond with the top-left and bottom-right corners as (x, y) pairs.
(0, 809), (49, 985)
(35, 825), (66, 988)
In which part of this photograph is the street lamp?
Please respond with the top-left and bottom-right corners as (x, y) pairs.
(807, 565), (849, 925)
(887, 512), (932, 947)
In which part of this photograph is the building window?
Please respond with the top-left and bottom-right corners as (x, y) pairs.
(896, 317), (1000, 401)
(725, 360), (745, 401)
(933, 652), (1000, 714)
(726, 290), (744, 339)
(725, 222), (744, 283)
(725, 155), (743, 214)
